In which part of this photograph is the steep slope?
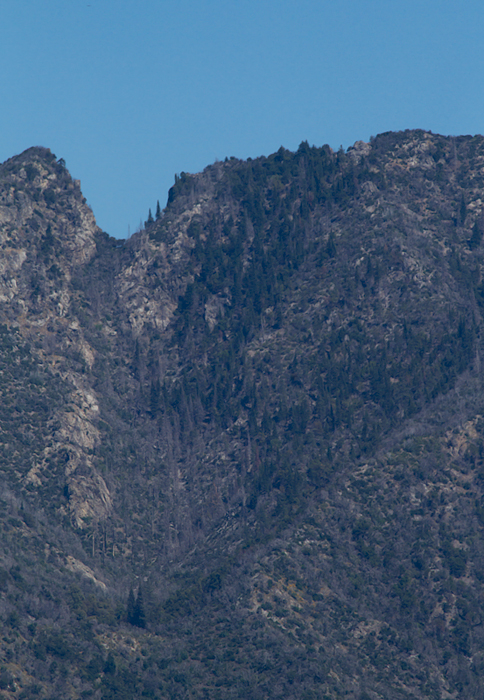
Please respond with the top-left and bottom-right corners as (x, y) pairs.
(1, 132), (484, 698)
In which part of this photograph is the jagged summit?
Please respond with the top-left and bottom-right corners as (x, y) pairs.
(0, 145), (99, 315)
(1, 144), (56, 166)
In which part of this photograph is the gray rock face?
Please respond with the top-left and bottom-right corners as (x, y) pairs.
(0, 148), (106, 529)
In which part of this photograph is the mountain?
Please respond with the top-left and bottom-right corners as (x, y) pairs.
(1, 131), (484, 698)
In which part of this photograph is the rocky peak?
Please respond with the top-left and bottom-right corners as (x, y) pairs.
(0, 147), (98, 269)
(0, 148), (111, 530)
(0, 148), (102, 327)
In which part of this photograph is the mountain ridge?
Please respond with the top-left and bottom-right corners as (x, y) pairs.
(1, 130), (484, 698)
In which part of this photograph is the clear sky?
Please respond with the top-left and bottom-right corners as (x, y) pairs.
(2, 0), (484, 239)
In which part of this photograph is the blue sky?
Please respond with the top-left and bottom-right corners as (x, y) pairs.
(2, 0), (484, 238)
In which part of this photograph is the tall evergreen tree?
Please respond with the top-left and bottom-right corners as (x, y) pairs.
(103, 653), (116, 675)
(133, 586), (146, 628)
(126, 588), (136, 625)
(150, 379), (160, 417)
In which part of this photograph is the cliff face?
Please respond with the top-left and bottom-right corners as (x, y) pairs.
(0, 147), (112, 533)
(0, 147), (97, 307)
(2, 131), (484, 698)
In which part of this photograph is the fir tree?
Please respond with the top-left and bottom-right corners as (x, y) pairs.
(460, 193), (467, 226)
(150, 379), (160, 417)
(126, 588), (136, 625)
(468, 221), (482, 250)
(133, 586), (146, 628)
(104, 653), (116, 675)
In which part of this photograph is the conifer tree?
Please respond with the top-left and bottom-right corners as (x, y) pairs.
(104, 653), (116, 675)
(133, 586), (146, 628)
(126, 588), (136, 625)
(150, 379), (160, 416)
(156, 200), (161, 220)
(469, 221), (482, 250)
